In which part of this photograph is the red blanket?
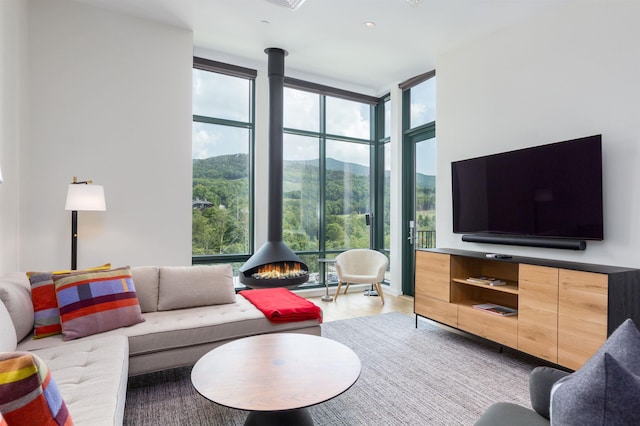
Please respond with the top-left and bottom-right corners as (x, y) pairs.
(239, 287), (323, 324)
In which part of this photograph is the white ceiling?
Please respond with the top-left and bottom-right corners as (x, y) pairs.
(73, 0), (567, 94)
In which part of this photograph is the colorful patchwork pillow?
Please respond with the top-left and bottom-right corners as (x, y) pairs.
(28, 273), (64, 339)
(27, 264), (111, 339)
(53, 266), (144, 341)
(0, 352), (73, 425)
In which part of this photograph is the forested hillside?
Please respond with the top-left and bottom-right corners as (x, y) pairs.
(192, 154), (435, 255)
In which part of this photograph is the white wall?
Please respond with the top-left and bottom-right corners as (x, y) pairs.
(20, 0), (193, 271)
(14, 0), (636, 287)
(0, 0), (27, 274)
(436, 2), (640, 268)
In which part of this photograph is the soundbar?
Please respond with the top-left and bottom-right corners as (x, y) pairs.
(462, 234), (587, 250)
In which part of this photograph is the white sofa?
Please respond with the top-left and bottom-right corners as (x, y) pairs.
(0, 266), (322, 425)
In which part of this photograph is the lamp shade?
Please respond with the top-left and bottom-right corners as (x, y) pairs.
(65, 184), (106, 211)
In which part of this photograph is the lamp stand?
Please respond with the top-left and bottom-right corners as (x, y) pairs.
(65, 176), (106, 270)
(71, 210), (78, 270)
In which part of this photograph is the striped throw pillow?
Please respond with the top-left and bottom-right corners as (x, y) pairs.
(28, 272), (63, 338)
(0, 352), (73, 425)
(27, 263), (111, 339)
(53, 266), (144, 341)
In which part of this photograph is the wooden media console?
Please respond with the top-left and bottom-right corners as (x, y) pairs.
(414, 248), (640, 370)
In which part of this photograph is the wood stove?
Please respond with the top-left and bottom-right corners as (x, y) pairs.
(239, 48), (309, 289)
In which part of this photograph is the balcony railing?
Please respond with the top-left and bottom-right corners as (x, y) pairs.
(416, 230), (436, 249)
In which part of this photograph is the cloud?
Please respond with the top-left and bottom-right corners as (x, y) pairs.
(326, 96), (370, 140)
(193, 69), (250, 122)
(283, 88), (372, 166)
(410, 78), (436, 126)
(193, 77), (381, 169)
(284, 88), (320, 131)
(192, 122), (249, 159)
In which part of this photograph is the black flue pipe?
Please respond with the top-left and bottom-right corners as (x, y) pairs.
(238, 48), (309, 288)
(265, 47), (286, 242)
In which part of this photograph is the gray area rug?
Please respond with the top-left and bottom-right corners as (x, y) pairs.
(124, 313), (538, 425)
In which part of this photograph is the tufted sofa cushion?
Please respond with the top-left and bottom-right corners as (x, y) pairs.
(0, 300), (17, 351)
(130, 266), (160, 313)
(0, 273), (34, 341)
(17, 294), (321, 376)
(33, 335), (129, 426)
(157, 264), (235, 310)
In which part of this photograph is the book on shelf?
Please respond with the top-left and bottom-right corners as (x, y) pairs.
(472, 303), (518, 316)
(466, 276), (507, 286)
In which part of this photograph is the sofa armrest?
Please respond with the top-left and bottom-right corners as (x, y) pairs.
(529, 366), (571, 419)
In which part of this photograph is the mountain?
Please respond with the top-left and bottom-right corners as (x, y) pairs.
(283, 157), (371, 177)
(194, 153), (435, 189)
(193, 154), (248, 180)
(325, 157), (370, 176)
(417, 173), (435, 190)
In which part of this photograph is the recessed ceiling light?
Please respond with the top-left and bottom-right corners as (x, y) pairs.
(363, 21), (376, 29)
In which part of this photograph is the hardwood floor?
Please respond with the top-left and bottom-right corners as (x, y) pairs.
(306, 289), (414, 322)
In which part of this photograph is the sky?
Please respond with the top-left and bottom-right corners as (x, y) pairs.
(192, 69), (436, 175)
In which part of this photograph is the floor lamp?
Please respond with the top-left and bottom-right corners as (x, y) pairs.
(65, 177), (106, 270)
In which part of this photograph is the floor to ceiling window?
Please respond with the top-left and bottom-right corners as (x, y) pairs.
(409, 77), (436, 248)
(380, 96), (391, 252)
(190, 59), (384, 288)
(282, 80), (380, 287)
(401, 71), (436, 295)
(191, 58), (256, 274)
(410, 77), (437, 249)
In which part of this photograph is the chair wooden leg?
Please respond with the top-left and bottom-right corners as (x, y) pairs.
(333, 281), (343, 301)
(344, 283), (350, 294)
(375, 282), (385, 305)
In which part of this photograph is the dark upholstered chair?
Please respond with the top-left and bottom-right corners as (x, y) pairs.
(477, 318), (640, 425)
(474, 366), (570, 426)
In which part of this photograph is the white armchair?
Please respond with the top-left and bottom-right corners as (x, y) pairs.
(333, 249), (388, 304)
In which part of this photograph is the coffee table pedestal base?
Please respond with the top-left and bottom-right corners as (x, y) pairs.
(245, 408), (313, 426)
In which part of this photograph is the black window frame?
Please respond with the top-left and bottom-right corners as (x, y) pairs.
(191, 57), (257, 266)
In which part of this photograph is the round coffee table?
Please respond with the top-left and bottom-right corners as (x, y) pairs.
(191, 333), (361, 426)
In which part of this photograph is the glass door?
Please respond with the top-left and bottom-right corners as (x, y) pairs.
(402, 129), (436, 296)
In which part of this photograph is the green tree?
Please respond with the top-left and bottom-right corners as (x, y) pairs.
(325, 222), (345, 248)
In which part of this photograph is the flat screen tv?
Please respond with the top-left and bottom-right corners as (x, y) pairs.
(452, 134), (603, 243)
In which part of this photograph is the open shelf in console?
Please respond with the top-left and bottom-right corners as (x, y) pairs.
(450, 255), (519, 313)
(451, 278), (518, 294)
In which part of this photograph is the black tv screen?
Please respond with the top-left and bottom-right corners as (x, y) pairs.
(452, 135), (603, 241)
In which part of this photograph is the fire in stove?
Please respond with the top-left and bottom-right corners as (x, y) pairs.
(252, 262), (309, 280)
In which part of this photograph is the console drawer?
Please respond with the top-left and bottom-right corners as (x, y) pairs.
(458, 305), (518, 348)
(415, 296), (457, 327)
